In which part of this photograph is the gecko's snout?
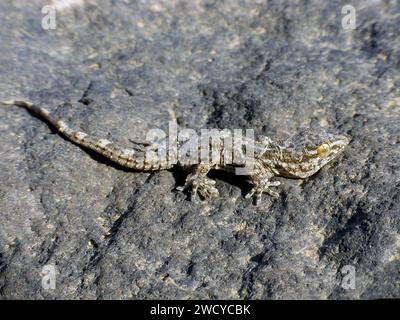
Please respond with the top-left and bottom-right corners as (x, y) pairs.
(320, 133), (350, 161)
(332, 134), (350, 149)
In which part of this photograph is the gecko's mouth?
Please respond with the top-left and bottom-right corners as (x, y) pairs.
(331, 135), (350, 151)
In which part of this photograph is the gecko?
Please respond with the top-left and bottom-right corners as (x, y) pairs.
(1, 99), (349, 204)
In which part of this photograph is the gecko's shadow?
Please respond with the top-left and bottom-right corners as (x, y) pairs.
(171, 169), (253, 201)
(78, 146), (141, 172)
(208, 169), (253, 197)
(46, 134), (140, 173)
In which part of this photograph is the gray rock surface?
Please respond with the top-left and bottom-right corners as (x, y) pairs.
(0, 0), (399, 299)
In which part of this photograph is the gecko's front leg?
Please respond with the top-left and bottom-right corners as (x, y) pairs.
(177, 164), (219, 202)
(245, 169), (281, 204)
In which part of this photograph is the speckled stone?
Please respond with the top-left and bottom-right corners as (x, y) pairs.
(0, 0), (399, 299)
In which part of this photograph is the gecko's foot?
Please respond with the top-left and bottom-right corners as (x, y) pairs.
(245, 181), (281, 204)
(177, 175), (219, 202)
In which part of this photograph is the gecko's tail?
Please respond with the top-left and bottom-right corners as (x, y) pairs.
(1, 99), (63, 131)
(1, 99), (34, 107)
(0, 100), (37, 113)
(0, 98), (168, 171)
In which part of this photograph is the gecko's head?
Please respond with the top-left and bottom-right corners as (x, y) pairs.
(283, 128), (350, 177)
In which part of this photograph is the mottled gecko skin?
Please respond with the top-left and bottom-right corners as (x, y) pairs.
(1, 100), (349, 204)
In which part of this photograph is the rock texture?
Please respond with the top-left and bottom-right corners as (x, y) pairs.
(0, 0), (399, 299)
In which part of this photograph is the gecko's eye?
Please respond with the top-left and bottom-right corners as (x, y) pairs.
(317, 143), (330, 157)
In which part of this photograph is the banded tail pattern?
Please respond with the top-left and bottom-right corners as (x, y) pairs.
(1, 100), (172, 171)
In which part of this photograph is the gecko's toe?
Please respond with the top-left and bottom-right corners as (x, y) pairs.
(269, 181), (281, 187)
(245, 189), (255, 199)
(265, 188), (280, 198)
(190, 192), (199, 203)
(245, 183), (280, 203)
(198, 186), (219, 199)
(196, 178), (219, 200)
(178, 175), (219, 202)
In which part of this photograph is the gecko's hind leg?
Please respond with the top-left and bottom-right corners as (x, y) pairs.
(245, 170), (280, 204)
(177, 164), (219, 202)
